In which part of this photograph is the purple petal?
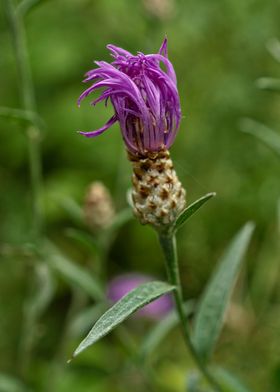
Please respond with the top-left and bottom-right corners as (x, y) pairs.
(146, 53), (177, 84)
(159, 37), (168, 58)
(78, 38), (182, 153)
(79, 115), (117, 137)
(107, 44), (132, 58)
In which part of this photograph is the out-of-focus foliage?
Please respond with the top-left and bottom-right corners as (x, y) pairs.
(1, 0), (280, 391)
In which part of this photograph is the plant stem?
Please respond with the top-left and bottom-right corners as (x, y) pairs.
(158, 234), (222, 392)
(4, 0), (43, 240)
(4, 0), (44, 379)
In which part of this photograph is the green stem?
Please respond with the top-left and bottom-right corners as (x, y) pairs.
(4, 0), (44, 379)
(158, 234), (222, 392)
(4, 0), (43, 240)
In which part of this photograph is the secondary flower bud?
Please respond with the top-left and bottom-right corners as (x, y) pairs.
(84, 182), (115, 231)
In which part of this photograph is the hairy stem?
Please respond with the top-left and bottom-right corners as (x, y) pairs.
(158, 234), (222, 392)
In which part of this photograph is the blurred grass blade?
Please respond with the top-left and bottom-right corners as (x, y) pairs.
(43, 241), (103, 301)
(24, 263), (56, 319)
(277, 198), (280, 235)
(57, 196), (84, 225)
(18, 263), (56, 371)
(256, 77), (280, 92)
(65, 228), (100, 255)
(240, 118), (280, 157)
(212, 367), (252, 392)
(192, 222), (255, 362)
(108, 208), (133, 232)
(186, 372), (201, 392)
(174, 193), (216, 232)
(140, 300), (194, 360)
(266, 37), (280, 63)
(186, 368), (252, 392)
(0, 106), (44, 128)
(72, 281), (175, 358)
(0, 373), (30, 392)
(68, 303), (106, 338)
(17, 0), (42, 16)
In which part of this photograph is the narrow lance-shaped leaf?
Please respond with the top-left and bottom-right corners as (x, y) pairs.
(277, 198), (280, 235)
(17, 0), (42, 17)
(174, 193), (216, 232)
(211, 367), (253, 392)
(57, 196), (84, 225)
(108, 208), (133, 232)
(186, 372), (202, 392)
(72, 281), (175, 358)
(256, 77), (280, 92)
(19, 263), (56, 356)
(240, 118), (280, 157)
(266, 37), (280, 63)
(68, 303), (106, 338)
(24, 263), (56, 320)
(0, 373), (29, 392)
(65, 228), (100, 256)
(192, 222), (255, 362)
(186, 368), (253, 392)
(43, 241), (104, 301)
(0, 106), (45, 128)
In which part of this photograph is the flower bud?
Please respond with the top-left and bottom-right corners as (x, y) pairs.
(128, 150), (186, 230)
(84, 182), (115, 231)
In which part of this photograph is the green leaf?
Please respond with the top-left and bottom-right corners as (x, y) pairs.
(72, 281), (175, 358)
(0, 373), (29, 392)
(24, 263), (55, 320)
(256, 77), (280, 91)
(0, 106), (45, 129)
(186, 368), (252, 392)
(17, 0), (42, 16)
(186, 372), (209, 392)
(174, 193), (216, 232)
(108, 208), (133, 232)
(57, 196), (84, 225)
(277, 198), (280, 235)
(212, 367), (252, 392)
(19, 263), (56, 358)
(186, 372), (199, 392)
(192, 222), (255, 362)
(43, 241), (104, 301)
(65, 228), (100, 256)
(240, 118), (280, 157)
(266, 37), (280, 63)
(140, 301), (194, 360)
(68, 303), (106, 338)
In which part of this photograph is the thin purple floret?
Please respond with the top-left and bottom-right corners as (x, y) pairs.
(78, 38), (182, 154)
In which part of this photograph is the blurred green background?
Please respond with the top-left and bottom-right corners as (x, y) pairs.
(1, 0), (280, 391)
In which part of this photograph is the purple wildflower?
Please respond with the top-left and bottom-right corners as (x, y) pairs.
(107, 273), (173, 320)
(78, 38), (181, 155)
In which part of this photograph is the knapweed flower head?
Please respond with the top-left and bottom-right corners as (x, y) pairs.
(78, 38), (181, 155)
(78, 38), (186, 230)
(107, 273), (173, 320)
